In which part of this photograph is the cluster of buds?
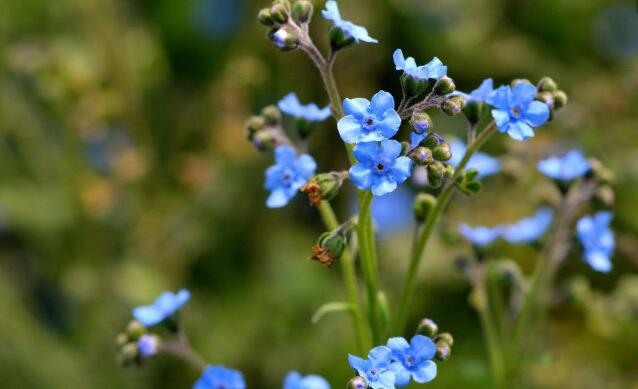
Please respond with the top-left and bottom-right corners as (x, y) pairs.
(301, 171), (347, 207)
(115, 320), (161, 367)
(258, 0), (313, 51)
(528, 77), (568, 120)
(455, 168), (482, 196)
(416, 318), (454, 362)
(310, 222), (353, 267)
(588, 159), (616, 207)
(245, 105), (287, 151)
(434, 77), (465, 116)
(407, 130), (455, 188)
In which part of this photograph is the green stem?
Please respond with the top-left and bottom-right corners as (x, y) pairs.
(476, 279), (507, 388)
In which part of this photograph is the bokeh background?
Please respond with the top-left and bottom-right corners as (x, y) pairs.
(1, 0), (637, 388)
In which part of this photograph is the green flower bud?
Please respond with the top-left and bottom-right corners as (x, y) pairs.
(455, 168), (482, 195)
(588, 158), (615, 184)
(311, 230), (346, 267)
(435, 343), (451, 361)
(407, 146), (433, 166)
(594, 185), (615, 207)
(119, 342), (140, 366)
(428, 161), (446, 179)
(432, 142), (452, 161)
(434, 76), (456, 95)
(434, 332), (454, 347)
(347, 376), (368, 389)
(269, 3), (288, 24)
(272, 27), (299, 51)
(261, 105), (282, 125)
(537, 76), (558, 92)
(462, 100), (485, 125)
(535, 91), (555, 110)
(401, 73), (431, 98)
(257, 8), (275, 26)
(251, 130), (278, 151)
(245, 115), (266, 140)
(552, 90), (568, 109)
(416, 318), (439, 337)
(329, 26), (355, 51)
(441, 95), (465, 116)
(292, 0), (313, 24)
(410, 112), (433, 134)
(413, 193), (437, 223)
(126, 320), (145, 341)
(301, 171), (346, 206)
(116, 333), (129, 348)
(420, 133), (444, 149)
(443, 162), (455, 178)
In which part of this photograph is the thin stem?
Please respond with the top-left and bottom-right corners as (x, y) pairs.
(476, 277), (507, 389)
(161, 331), (207, 372)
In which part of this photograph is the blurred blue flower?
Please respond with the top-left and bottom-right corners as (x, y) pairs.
(501, 208), (554, 244)
(577, 212), (615, 273)
(338, 91), (401, 144)
(348, 346), (395, 389)
(322, 1), (378, 44)
(537, 150), (590, 181)
(449, 139), (500, 178)
(454, 78), (494, 104)
(491, 82), (550, 141)
(194, 365), (246, 389)
(278, 93), (331, 122)
(387, 335), (437, 387)
(192, 0), (242, 40)
(264, 145), (317, 208)
(458, 224), (501, 247)
(133, 289), (190, 327)
(284, 371), (330, 389)
(137, 334), (159, 358)
(350, 140), (412, 196)
(393, 49), (447, 81)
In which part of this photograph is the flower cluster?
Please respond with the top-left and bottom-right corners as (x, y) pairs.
(265, 145), (317, 208)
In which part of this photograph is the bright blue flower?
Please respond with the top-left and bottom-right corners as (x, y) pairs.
(537, 150), (590, 181)
(284, 371), (330, 389)
(338, 91), (401, 144)
(387, 335), (437, 387)
(393, 49), (447, 81)
(350, 140), (412, 196)
(449, 139), (501, 178)
(458, 224), (501, 247)
(577, 212), (615, 273)
(410, 132), (427, 148)
(264, 145), (317, 208)
(278, 93), (331, 122)
(194, 365), (246, 389)
(502, 208), (554, 244)
(490, 82), (550, 141)
(454, 78), (495, 104)
(137, 334), (159, 358)
(348, 346), (395, 389)
(132, 289), (190, 327)
(321, 1), (378, 44)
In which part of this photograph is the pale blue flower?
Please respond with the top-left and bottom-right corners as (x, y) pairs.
(348, 346), (396, 389)
(137, 335), (159, 358)
(393, 49), (447, 81)
(284, 371), (330, 389)
(458, 224), (502, 247)
(350, 140), (412, 196)
(264, 145), (317, 208)
(278, 93), (331, 122)
(338, 91), (401, 144)
(449, 139), (500, 178)
(133, 289), (190, 327)
(194, 365), (246, 389)
(387, 335), (437, 387)
(537, 150), (590, 181)
(491, 82), (550, 141)
(502, 208), (554, 244)
(454, 78), (494, 104)
(322, 1), (378, 44)
(577, 212), (615, 273)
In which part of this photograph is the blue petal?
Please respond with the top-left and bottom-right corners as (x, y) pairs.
(379, 139), (402, 160)
(278, 93), (302, 116)
(507, 120), (535, 141)
(343, 98), (370, 119)
(410, 335), (436, 359)
(393, 49), (406, 70)
(283, 371), (302, 389)
(511, 81), (538, 106)
(412, 360), (437, 383)
(387, 337), (410, 353)
(266, 188), (291, 208)
(348, 354), (370, 375)
(132, 306), (164, 327)
(389, 157), (412, 184)
(321, 1), (341, 22)
(369, 91), (396, 117)
(491, 109), (510, 132)
(299, 375), (330, 389)
(524, 101), (550, 127)
(390, 361), (411, 387)
(586, 251), (612, 273)
(377, 370), (396, 389)
(353, 141), (380, 164)
(338, 115), (364, 144)
(371, 177), (397, 196)
(275, 145), (298, 165)
(490, 85), (511, 110)
(377, 111), (401, 139)
(349, 163), (374, 190)
(410, 132), (427, 148)
(294, 155), (317, 178)
(368, 346), (393, 366)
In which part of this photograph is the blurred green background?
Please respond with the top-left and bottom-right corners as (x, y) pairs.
(0, 0), (637, 387)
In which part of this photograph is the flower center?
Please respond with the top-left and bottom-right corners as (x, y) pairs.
(282, 170), (294, 185)
(511, 106), (522, 118)
(405, 356), (416, 367)
(362, 115), (377, 131)
(376, 163), (385, 171)
(369, 368), (378, 380)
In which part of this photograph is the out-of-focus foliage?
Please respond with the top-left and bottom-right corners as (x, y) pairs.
(0, 0), (636, 388)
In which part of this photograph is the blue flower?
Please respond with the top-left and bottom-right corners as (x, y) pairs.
(278, 93), (331, 122)
(387, 335), (437, 387)
(284, 371), (330, 389)
(449, 139), (500, 178)
(137, 334), (160, 358)
(338, 91), (401, 144)
(348, 346), (395, 389)
(454, 78), (494, 104)
(501, 208), (554, 244)
(321, 1), (378, 44)
(577, 212), (615, 273)
(194, 365), (246, 389)
(393, 49), (447, 81)
(537, 150), (590, 181)
(132, 289), (190, 327)
(265, 145), (317, 208)
(490, 82), (550, 141)
(458, 224), (501, 247)
(350, 140), (412, 196)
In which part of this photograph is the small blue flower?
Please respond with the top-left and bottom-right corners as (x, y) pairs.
(265, 145), (317, 208)
(350, 140), (412, 196)
(338, 91), (401, 144)
(393, 49), (447, 81)
(137, 334), (160, 358)
(458, 224), (502, 247)
(194, 365), (246, 389)
(537, 150), (590, 181)
(449, 139), (500, 178)
(577, 212), (615, 273)
(387, 335), (437, 387)
(348, 346), (395, 389)
(491, 82), (550, 141)
(502, 208), (554, 244)
(132, 289), (190, 327)
(321, 1), (378, 44)
(284, 371), (330, 389)
(278, 93), (331, 122)
(454, 78), (495, 104)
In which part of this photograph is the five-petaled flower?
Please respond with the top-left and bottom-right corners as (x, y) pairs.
(393, 49), (447, 81)
(350, 140), (412, 196)
(577, 212), (615, 273)
(348, 346), (396, 389)
(278, 93), (331, 122)
(265, 145), (317, 208)
(194, 365), (246, 389)
(338, 91), (401, 144)
(321, 1), (378, 44)
(449, 139), (500, 179)
(283, 371), (331, 389)
(501, 208), (554, 244)
(132, 289), (190, 327)
(491, 81), (550, 141)
(387, 335), (438, 387)
(537, 150), (590, 181)
(458, 224), (502, 247)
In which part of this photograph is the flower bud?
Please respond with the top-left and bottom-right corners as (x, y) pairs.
(462, 100), (485, 125)
(535, 91), (554, 110)
(443, 162), (455, 178)
(434, 332), (454, 347)
(119, 342), (140, 366)
(116, 333), (129, 348)
(407, 146), (433, 166)
(419, 133), (444, 149)
(273, 27), (299, 51)
(428, 161), (446, 179)
(401, 73), (431, 98)
(261, 105), (282, 125)
(292, 0), (313, 24)
(433, 76), (456, 95)
(311, 231), (346, 267)
(251, 130), (278, 151)
(126, 320), (145, 341)
(432, 142), (452, 161)
(416, 318), (438, 337)
(258, 8), (275, 26)
(435, 343), (451, 361)
(588, 158), (615, 184)
(537, 76), (558, 92)
(413, 193), (437, 223)
(594, 185), (615, 207)
(137, 334), (161, 358)
(410, 112), (433, 134)
(552, 90), (568, 109)
(245, 115), (266, 140)
(269, 3), (288, 24)
(301, 171), (346, 206)
(441, 95), (465, 116)
(329, 26), (355, 51)
(347, 376), (368, 389)
(456, 168), (482, 195)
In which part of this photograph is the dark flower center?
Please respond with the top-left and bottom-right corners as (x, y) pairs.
(362, 115), (377, 131)
(376, 163), (385, 171)
(511, 107), (521, 117)
(369, 368), (378, 380)
(282, 170), (293, 184)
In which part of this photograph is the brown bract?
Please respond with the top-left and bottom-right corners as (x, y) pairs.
(301, 182), (322, 207)
(310, 245), (334, 267)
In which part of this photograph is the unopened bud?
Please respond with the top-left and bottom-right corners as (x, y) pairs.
(116, 333), (129, 348)
(434, 332), (454, 347)
(428, 161), (446, 179)
(462, 100), (485, 125)
(329, 26), (355, 51)
(410, 112), (433, 134)
(120, 343), (140, 366)
(443, 163), (455, 178)
(413, 193), (437, 223)
(535, 91), (554, 110)
(269, 3), (288, 24)
(347, 376), (368, 389)
(552, 90), (568, 109)
(311, 230), (346, 267)
(416, 318), (438, 337)
(292, 0), (313, 23)
(408, 146), (433, 166)
(435, 343), (451, 361)
(420, 133), (444, 149)
(441, 95), (465, 116)
(537, 77), (558, 92)
(595, 185), (615, 207)
(137, 334), (161, 358)
(434, 76), (456, 95)
(261, 105), (282, 125)
(126, 320), (145, 341)
(273, 27), (298, 51)
(301, 172), (346, 206)
(432, 143), (452, 161)
(401, 73), (431, 98)
(251, 130), (278, 151)
(258, 8), (275, 26)
(245, 115), (266, 140)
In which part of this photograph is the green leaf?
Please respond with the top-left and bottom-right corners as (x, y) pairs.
(311, 302), (353, 324)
